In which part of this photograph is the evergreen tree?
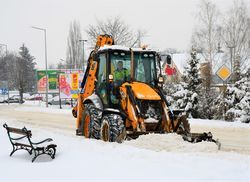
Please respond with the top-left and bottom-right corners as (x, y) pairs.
(224, 77), (250, 123)
(15, 44), (36, 102)
(181, 49), (202, 118)
(199, 87), (218, 119)
(184, 50), (202, 93)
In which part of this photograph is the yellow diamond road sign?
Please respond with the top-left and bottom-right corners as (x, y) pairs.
(216, 65), (231, 81)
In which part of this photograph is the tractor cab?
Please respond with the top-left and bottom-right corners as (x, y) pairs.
(95, 46), (131, 108)
(95, 46), (163, 109)
(133, 49), (163, 87)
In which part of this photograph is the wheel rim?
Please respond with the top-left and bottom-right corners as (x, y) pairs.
(84, 113), (91, 137)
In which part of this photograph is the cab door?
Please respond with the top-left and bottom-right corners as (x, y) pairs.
(95, 53), (108, 106)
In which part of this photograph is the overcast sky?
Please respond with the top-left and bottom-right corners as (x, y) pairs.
(0, 0), (246, 69)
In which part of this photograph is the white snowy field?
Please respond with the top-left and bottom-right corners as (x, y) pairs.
(0, 102), (249, 181)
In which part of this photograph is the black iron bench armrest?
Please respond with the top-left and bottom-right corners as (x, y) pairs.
(31, 138), (53, 145)
(10, 135), (27, 141)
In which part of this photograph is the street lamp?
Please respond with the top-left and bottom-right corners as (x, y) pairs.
(31, 26), (49, 107)
(79, 39), (87, 70)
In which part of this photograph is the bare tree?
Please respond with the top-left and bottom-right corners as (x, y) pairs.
(191, 0), (220, 70)
(85, 16), (146, 47)
(130, 29), (148, 47)
(222, 0), (250, 81)
(66, 20), (83, 70)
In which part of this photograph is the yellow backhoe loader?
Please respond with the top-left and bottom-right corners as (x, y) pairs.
(72, 35), (221, 148)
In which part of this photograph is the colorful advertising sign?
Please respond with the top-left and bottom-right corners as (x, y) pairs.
(48, 71), (58, 91)
(59, 73), (71, 99)
(37, 71), (47, 93)
(59, 72), (83, 99)
(37, 69), (84, 98)
(37, 70), (59, 93)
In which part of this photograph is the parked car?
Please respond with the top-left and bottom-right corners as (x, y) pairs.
(2, 95), (25, 104)
(48, 96), (71, 105)
(28, 94), (43, 101)
(0, 96), (5, 103)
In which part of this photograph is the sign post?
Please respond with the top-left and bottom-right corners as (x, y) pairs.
(216, 65), (232, 120)
(0, 81), (9, 104)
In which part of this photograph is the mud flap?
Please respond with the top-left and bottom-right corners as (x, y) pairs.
(182, 132), (221, 150)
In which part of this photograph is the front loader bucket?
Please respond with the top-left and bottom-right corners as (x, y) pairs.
(171, 115), (221, 150)
(182, 132), (221, 150)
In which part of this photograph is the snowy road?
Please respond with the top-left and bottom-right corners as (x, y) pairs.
(0, 104), (249, 155)
(190, 120), (250, 155)
(0, 103), (249, 181)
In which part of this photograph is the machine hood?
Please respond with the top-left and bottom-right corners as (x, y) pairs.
(129, 82), (161, 100)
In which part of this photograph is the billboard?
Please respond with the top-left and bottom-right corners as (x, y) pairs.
(59, 72), (83, 99)
(37, 69), (84, 98)
(37, 70), (59, 93)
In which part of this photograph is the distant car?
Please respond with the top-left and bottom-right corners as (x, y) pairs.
(0, 96), (5, 103)
(2, 95), (25, 104)
(48, 96), (71, 105)
(28, 94), (43, 101)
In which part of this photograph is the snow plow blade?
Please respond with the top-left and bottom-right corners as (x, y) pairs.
(182, 132), (221, 150)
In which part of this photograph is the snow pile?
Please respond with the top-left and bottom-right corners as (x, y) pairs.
(126, 133), (218, 153)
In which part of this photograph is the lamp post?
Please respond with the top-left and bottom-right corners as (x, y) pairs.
(31, 26), (49, 107)
(227, 45), (235, 83)
(79, 39), (87, 71)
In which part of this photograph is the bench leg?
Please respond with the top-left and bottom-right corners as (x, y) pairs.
(31, 145), (56, 162)
(46, 145), (57, 159)
(32, 151), (39, 163)
(10, 148), (17, 157)
(10, 146), (32, 157)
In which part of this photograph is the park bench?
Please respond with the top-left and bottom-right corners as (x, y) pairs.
(3, 123), (57, 162)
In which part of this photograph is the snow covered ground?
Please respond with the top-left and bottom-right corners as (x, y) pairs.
(0, 102), (249, 181)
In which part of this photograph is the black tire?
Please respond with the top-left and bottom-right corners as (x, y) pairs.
(100, 114), (126, 143)
(79, 104), (100, 139)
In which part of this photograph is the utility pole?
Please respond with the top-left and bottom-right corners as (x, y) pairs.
(228, 45), (235, 83)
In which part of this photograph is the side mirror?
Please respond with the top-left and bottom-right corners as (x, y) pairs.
(108, 74), (114, 82)
(158, 76), (164, 84)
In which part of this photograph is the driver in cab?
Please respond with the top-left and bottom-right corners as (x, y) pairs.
(114, 61), (129, 83)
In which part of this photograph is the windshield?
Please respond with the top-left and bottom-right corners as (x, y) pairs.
(134, 52), (157, 85)
(110, 51), (131, 83)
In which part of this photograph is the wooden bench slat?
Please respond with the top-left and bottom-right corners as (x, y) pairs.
(7, 127), (32, 136)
